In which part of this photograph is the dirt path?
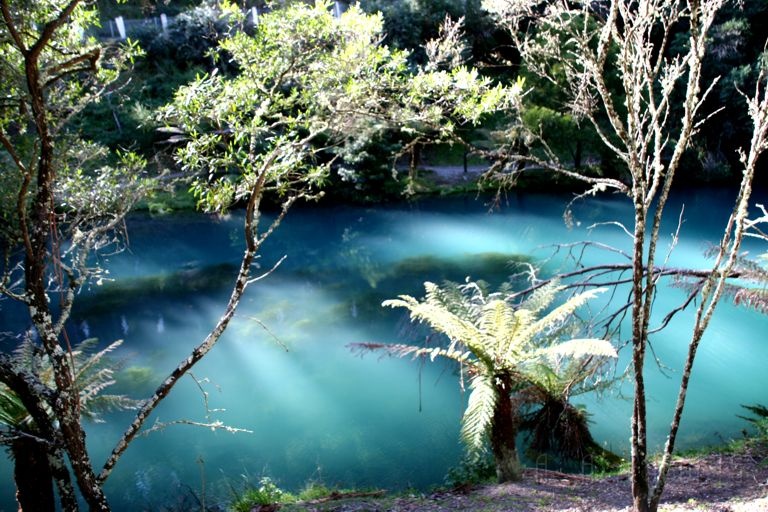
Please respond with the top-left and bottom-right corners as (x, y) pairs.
(280, 448), (768, 511)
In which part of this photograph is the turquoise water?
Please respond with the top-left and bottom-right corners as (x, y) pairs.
(1, 189), (767, 510)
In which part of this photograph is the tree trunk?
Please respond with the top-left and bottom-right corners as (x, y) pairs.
(630, 202), (651, 512)
(12, 436), (55, 512)
(490, 375), (522, 482)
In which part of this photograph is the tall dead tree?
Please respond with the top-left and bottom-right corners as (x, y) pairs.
(483, 1), (768, 510)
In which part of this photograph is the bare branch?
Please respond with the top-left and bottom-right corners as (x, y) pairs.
(139, 418), (252, 437)
(587, 221), (635, 241)
(242, 316), (290, 352)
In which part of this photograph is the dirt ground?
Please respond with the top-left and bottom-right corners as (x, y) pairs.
(279, 447), (768, 512)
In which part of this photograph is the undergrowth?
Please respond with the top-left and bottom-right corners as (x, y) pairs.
(229, 477), (365, 512)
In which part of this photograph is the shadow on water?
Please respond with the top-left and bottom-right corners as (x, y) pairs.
(74, 263), (240, 315)
(75, 251), (531, 322)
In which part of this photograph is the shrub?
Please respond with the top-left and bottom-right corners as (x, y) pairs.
(230, 477), (294, 512)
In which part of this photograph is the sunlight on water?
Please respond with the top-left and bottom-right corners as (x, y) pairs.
(1, 189), (767, 510)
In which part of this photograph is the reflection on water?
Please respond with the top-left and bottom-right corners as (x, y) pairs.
(1, 190), (767, 510)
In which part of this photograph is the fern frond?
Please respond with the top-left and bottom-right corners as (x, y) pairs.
(382, 295), (420, 310)
(11, 337), (39, 371)
(733, 287), (768, 314)
(525, 364), (560, 397)
(739, 403), (768, 424)
(521, 281), (564, 316)
(520, 288), (606, 346)
(444, 281), (486, 322)
(75, 339), (124, 382)
(479, 300), (515, 357)
(80, 394), (142, 423)
(1, 337), (134, 428)
(350, 342), (473, 364)
(460, 373), (497, 452)
(540, 338), (618, 360)
(385, 289), (490, 362)
(79, 369), (116, 405)
(0, 386), (29, 429)
(503, 308), (535, 359)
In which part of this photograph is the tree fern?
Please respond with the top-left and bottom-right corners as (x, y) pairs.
(460, 373), (497, 452)
(363, 279), (617, 479)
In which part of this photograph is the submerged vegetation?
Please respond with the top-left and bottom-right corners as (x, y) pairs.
(2, 1), (768, 511)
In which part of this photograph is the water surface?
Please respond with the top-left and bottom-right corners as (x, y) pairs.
(1, 189), (766, 510)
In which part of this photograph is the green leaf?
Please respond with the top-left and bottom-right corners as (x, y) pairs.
(460, 373), (497, 452)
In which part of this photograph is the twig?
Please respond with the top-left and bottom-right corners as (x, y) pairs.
(244, 317), (290, 352)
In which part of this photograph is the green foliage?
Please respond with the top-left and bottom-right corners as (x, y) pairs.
(739, 403), (768, 433)
(230, 477), (294, 511)
(691, 3), (768, 182)
(462, 373), (498, 450)
(375, 280), (616, 454)
(444, 452), (497, 487)
(0, 338), (139, 432)
(95, 0), (201, 18)
(1, 0), (154, 248)
(755, 419), (768, 444)
(0, 385), (27, 430)
(72, 62), (203, 155)
(0, 2), (141, 132)
(296, 482), (336, 502)
(359, 0), (461, 58)
(160, 1), (517, 213)
(358, 0), (506, 70)
(138, 1), (231, 67)
(521, 105), (595, 169)
(58, 149), (151, 212)
(326, 129), (408, 201)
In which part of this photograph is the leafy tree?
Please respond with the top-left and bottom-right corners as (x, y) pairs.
(0, 0), (151, 508)
(1, 1), (516, 510)
(355, 280), (616, 482)
(688, 2), (768, 182)
(352, 0), (520, 182)
(139, 0), (231, 68)
(95, 0), (201, 18)
(485, 0), (768, 510)
(357, 0), (518, 76)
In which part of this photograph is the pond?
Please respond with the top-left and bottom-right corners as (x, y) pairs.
(1, 188), (767, 510)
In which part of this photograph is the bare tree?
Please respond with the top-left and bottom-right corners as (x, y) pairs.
(483, 1), (768, 510)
